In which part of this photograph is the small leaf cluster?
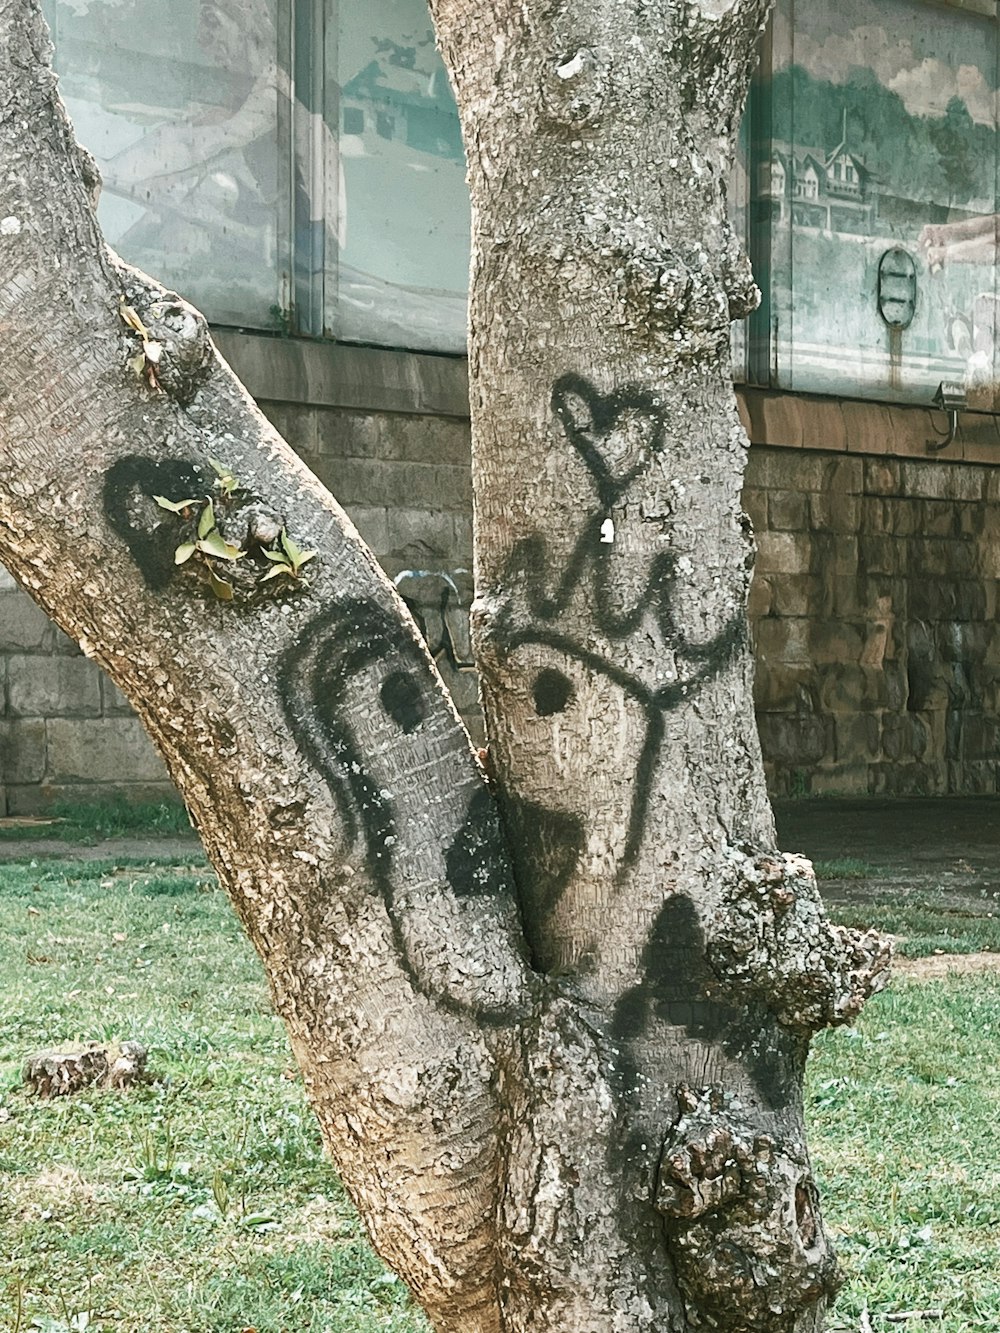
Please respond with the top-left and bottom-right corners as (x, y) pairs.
(154, 459), (315, 601)
(121, 302), (164, 391)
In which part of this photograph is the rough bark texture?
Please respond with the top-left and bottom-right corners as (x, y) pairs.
(428, 0), (891, 1328)
(0, 2), (889, 1331)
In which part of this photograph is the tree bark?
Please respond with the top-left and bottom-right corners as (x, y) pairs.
(0, 2), (889, 1331)
(429, 0), (891, 1328)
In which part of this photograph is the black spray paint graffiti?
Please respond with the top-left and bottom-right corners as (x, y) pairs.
(277, 600), (527, 1020)
(609, 895), (802, 1120)
(103, 455), (205, 588)
(497, 376), (745, 959)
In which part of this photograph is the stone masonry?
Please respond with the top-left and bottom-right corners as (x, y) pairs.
(3, 333), (1000, 811)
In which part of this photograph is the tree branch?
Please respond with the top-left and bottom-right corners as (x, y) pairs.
(0, 5), (537, 1326)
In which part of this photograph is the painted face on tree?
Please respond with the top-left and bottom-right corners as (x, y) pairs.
(278, 600), (529, 1020)
(491, 374), (747, 975)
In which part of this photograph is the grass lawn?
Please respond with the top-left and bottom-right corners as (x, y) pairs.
(1, 848), (998, 1331)
(0, 855), (428, 1333)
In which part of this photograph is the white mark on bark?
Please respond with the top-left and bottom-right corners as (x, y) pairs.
(1, 216), (22, 235)
(600, 517), (615, 543)
(556, 51), (586, 80)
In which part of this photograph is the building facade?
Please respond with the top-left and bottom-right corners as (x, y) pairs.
(4, 0), (1000, 812)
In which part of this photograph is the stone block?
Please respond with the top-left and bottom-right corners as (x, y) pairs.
(809, 492), (859, 534)
(45, 719), (168, 784)
(902, 460), (985, 502)
(374, 413), (472, 468)
(755, 532), (810, 576)
(313, 408), (380, 459)
(752, 665), (817, 714)
(863, 458), (901, 496)
(810, 533), (858, 576)
(959, 504), (987, 540)
(385, 507), (459, 563)
(769, 574), (821, 618)
(7, 656), (102, 718)
(756, 712), (830, 765)
(0, 565), (16, 592)
(919, 500), (958, 539)
(858, 535), (905, 576)
(841, 400), (892, 455)
(325, 458), (471, 514)
(0, 593), (60, 653)
(758, 394), (804, 448)
(818, 664), (889, 713)
(830, 576), (864, 619)
(741, 486), (767, 531)
(451, 514), (474, 563)
(832, 714), (880, 767)
(906, 579), (957, 622)
(0, 718), (46, 784)
(807, 620), (866, 665)
(821, 456), (864, 497)
(754, 616), (811, 665)
(746, 448), (826, 494)
(261, 402), (319, 455)
(346, 505), (391, 556)
(747, 574), (772, 619)
(100, 675), (139, 718)
(808, 764), (871, 796)
(800, 399), (847, 453)
(768, 489), (808, 532)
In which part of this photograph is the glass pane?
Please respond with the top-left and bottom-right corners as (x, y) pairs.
(761, 0), (1000, 405)
(333, 0), (470, 352)
(44, 0), (290, 329)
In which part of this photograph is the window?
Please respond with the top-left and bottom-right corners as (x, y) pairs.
(333, 0), (469, 352)
(43, 0), (291, 330)
(44, 0), (468, 352)
(749, 0), (1000, 405)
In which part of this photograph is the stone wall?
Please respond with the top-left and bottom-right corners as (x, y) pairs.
(4, 333), (1000, 811)
(0, 566), (175, 814)
(746, 447), (1000, 797)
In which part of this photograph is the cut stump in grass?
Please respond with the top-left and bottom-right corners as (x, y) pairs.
(23, 1040), (148, 1096)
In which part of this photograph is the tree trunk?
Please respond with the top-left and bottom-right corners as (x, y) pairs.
(0, 2), (889, 1331)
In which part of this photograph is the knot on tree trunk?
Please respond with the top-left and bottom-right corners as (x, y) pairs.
(707, 851), (892, 1034)
(117, 264), (215, 404)
(539, 45), (610, 129)
(655, 1085), (840, 1331)
(610, 237), (732, 356)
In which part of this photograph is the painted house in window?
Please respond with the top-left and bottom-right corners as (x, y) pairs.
(341, 48), (464, 162)
(760, 126), (875, 235)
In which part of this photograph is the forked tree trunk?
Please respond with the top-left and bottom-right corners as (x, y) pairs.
(0, 2), (888, 1330)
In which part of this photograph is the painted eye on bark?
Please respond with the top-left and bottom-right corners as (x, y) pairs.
(532, 666), (575, 716)
(380, 669), (426, 733)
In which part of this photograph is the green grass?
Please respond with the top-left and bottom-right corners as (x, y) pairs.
(3, 854), (1000, 1331)
(0, 857), (428, 1332)
(813, 858), (882, 880)
(0, 799), (195, 844)
(829, 896), (1000, 958)
(810, 977), (1000, 1331)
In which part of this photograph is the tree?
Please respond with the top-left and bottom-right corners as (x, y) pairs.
(0, 1), (889, 1328)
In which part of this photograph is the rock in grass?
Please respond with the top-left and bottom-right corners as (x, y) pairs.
(23, 1041), (148, 1096)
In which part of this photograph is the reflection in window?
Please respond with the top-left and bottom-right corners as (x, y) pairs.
(334, 0), (470, 352)
(44, 0), (289, 329)
(759, 0), (1000, 404)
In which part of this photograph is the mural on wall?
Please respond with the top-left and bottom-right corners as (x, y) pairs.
(44, 0), (289, 328)
(336, 0), (470, 352)
(761, 0), (1000, 405)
